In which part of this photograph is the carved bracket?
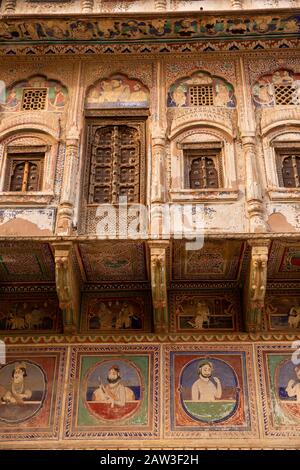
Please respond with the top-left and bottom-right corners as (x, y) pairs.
(53, 242), (81, 334)
(149, 241), (169, 334)
(244, 241), (270, 332)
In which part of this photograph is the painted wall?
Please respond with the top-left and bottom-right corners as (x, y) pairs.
(0, 51), (299, 236)
(0, 337), (299, 448)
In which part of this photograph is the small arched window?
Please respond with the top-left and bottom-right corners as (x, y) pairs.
(279, 152), (300, 188)
(5, 150), (45, 192)
(184, 146), (222, 190)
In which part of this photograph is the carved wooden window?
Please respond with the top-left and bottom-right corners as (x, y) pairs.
(274, 85), (295, 106)
(184, 146), (222, 189)
(188, 85), (214, 106)
(276, 148), (300, 188)
(87, 119), (145, 204)
(21, 88), (47, 111)
(5, 153), (44, 192)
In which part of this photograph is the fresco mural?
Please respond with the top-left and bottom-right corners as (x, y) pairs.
(265, 293), (300, 330)
(165, 345), (258, 438)
(78, 241), (147, 282)
(80, 292), (152, 333)
(0, 361), (46, 424)
(1, 75), (68, 111)
(172, 240), (246, 281)
(167, 71), (236, 108)
(0, 14), (299, 43)
(64, 345), (160, 439)
(170, 292), (239, 332)
(179, 358), (239, 423)
(268, 241), (300, 280)
(252, 69), (300, 107)
(0, 297), (62, 333)
(257, 345), (300, 437)
(85, 75), (149, 109)
(0, 242), (55, 283)
(0, 346), (66, 441)
(85, 359), (142, 422)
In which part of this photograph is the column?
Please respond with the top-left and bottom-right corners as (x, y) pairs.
(242, 134), (268, 233)
(56, 125), (80, 235)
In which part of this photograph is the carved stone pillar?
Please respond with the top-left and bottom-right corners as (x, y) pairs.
(244, 241), (269, 332)
(230, 0), (243, 9)
(149, 241), (169, 334)
(150, 126), (167, 239)
(57, 126), (80, 235)
(4, 0), (16, 13)
(53, 242), (81, 334)
(151, 127), (167, 204)
(82, 0), (94, 13)
(155, 0), (167, 11)
(242, 135), (267, 233)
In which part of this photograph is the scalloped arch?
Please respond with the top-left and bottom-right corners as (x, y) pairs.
(85, 73), (150, 109)
(167, 70), (236, 109)
(1, 74), (68, 112)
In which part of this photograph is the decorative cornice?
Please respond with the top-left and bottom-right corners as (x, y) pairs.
(83, 282), (150, 291)
(0, 10), (299, 45)
(1, 332), (300, 343)
(0, 38), (299, 55)
(0, 284), (56, 293)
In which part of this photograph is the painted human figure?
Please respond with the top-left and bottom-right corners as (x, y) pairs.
(52, 85), (65, 108)
(253, 79), (274, 106)
(98, 302), (113, 329)
(288, 306), (300, 329)
(1, 362), (32, 404)
(172, 84), (187, 106)
(92, 365), (135, 408)
(191, 361), (222, 402)
(130, 83), (148, 103)
(115, 302), (134, 329)
(214, 83), (230, 106)
(188, 301), (210, 329)
(286, 365), (300, 402)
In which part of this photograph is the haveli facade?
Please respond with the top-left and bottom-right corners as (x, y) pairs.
(0, 0), (299, 449)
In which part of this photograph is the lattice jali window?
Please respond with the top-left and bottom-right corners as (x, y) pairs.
(5, 153), (44, 192)
(276, 149), (300, 188)
(184, 146), (223, 189)
(188, 85), (214, 106)
(21, 88), (48, 111)
(274, 85), (295, 106)
(87, 120), (145, 205)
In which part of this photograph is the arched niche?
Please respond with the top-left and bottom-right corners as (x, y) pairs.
(261, 124), (300, 198)
(85, 74), (150, 109)
(169, 123), (238, 202)
(167, 70), (236, 109)
(252, 69), (300, 108)
(1, 74), (68, 112)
